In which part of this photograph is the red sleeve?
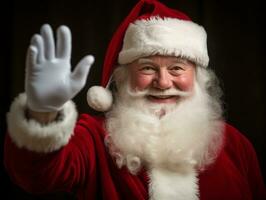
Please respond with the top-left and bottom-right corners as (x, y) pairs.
(226, 124), (266, 200)
(4, 114), (98, 195)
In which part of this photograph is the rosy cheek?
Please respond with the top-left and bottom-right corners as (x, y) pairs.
(175, 75), (194, 91)
(131, 75), (153, 90)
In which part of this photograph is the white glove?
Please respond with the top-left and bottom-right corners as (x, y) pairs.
(25, 24), (94, 112)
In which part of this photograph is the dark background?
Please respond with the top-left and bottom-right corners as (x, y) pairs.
(1, 0), (265, 199)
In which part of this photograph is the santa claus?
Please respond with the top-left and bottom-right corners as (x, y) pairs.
(4, 0), (266, 199)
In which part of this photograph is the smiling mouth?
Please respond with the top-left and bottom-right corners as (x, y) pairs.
(147, 95), (179, 103)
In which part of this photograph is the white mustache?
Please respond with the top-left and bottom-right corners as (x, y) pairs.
(126, 87), (192, 98)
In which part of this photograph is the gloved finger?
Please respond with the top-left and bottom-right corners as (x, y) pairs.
(56, 25), (71, 59)
(41, 24), (55, 60)
(30, 34), (45, 64)
(70, 55), (95, 91)
(26, 45), (38, 74)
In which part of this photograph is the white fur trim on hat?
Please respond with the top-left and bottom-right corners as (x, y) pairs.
(118, 17), (209, 67)
(7, 93), (77, 153)
(87, 86), (113, 112)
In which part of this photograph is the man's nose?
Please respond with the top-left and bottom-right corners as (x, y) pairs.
(153, 70), (173, 90)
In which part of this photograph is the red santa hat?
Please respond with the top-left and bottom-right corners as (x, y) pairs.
(87, 0), (209, 112)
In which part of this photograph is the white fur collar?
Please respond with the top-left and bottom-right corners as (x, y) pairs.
(148, 167), (199, 200)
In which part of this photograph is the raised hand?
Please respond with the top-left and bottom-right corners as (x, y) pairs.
(25, 24), (94, 112)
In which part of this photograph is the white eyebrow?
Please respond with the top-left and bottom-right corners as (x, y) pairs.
(138, 58), (154, 64)
(175, 58), (190, 65)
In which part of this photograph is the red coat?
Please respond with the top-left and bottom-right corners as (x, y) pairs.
(4, 114), (266, 200)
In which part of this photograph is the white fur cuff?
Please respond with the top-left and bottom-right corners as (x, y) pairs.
(7, 93), (78, 153)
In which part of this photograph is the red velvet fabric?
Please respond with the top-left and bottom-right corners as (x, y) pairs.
(4, 114), (266, 199)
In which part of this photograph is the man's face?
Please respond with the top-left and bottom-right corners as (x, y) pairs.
(127, 55), (196, 104)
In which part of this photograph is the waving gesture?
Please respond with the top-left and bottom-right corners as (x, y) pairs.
(25, 24), (94, 112)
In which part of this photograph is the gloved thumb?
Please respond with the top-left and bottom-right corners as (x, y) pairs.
(70, 55), (94, 91)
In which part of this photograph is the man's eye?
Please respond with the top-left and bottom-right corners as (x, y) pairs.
(169, 66), (184, 75)
(140, 66), (156, 74)
(171, 66), (183, 71)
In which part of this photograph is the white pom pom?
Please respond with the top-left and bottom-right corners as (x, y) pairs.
(87, 86), (113, 112)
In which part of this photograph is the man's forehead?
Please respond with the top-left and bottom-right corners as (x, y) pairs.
(137, 56), (192, 64)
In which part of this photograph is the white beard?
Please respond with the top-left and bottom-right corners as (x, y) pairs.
(105, 67), (224, 175)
